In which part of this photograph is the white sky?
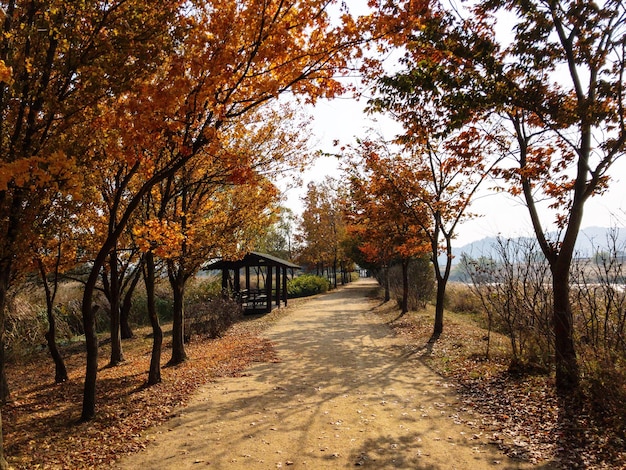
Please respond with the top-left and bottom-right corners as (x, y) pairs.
(278, 1), (626, 247)
(279, 95), (626, 247)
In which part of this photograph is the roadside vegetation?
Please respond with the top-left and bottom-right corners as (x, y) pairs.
(3, 245), (626, 469)
(2, 1), (625, 468)
(3, 276), (316, 469)
(370, 235), (626, 469)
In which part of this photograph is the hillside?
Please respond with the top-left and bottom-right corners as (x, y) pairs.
(445, 226), (626, 267)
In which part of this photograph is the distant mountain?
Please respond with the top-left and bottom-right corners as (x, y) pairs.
(442, 226), (626, 266)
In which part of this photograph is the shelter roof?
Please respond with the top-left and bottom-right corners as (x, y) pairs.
(204, 251), (300, 270)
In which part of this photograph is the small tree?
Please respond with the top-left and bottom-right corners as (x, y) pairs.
(296, 178), (351, 287)
(462, 238), (554, 369)
(374, 0), (626, 393)
(348, 136), (498, 337)
(344, 142), (430, 314)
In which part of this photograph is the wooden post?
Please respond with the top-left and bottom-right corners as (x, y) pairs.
(234, 267), (240, 293)
(265, 265), (273, 313)
(221, 268), (228, 294)
(282, 266), (288, 306)
(275, 264), (280, 307)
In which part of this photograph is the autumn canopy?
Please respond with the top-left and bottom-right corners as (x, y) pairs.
(1, 0), (626, 468)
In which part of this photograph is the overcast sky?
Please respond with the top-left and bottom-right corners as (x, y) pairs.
(277, 2), (626, 247)
(279, 94), (626, 247)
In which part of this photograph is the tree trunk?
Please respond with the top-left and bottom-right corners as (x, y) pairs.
(120, 303), (134, 340)
(108, 249), (124, 366)
(432, 262), (452, 339)
(401, 258), (409, 315)
(120, 265), (142, 340)
(0, 260), (11, 405)
(168, 265), (187, 365)
(383, 264), (390, 302)
(81, 244), (111, 421)
(37, 259), (68, 383)
(431, 228), (453, 340)
(553, 263), (580, 392)
(45, 317), (68, 383)
(144, 253), (162, 385)
(432, 276), (446, 339)
(0, 412), (7, 470)
(81, 301), (99, 421)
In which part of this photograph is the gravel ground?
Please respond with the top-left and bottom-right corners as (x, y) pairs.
(115, 278), (551, 470)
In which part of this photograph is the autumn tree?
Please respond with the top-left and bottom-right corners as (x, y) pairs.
(29, 190), (90, 384)
(143, 131), (290, 366)
(296, 178), (352, 286)
(373, 0), (626, 392)
(74, 0), (370, 421)
(215, 104), (313, 264)
(0, 1), (184, 464)
(33, 245), (70, 383)
(255, 206), (297, 261)
(344, 145), (429, 314)
(349, 136), (498, 337)
(136, 190), (167, 386)
(87, 153), (148, 365)
(132, 101), (312, 371)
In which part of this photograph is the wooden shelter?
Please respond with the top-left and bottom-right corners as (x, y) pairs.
(205, 252), (300, 314)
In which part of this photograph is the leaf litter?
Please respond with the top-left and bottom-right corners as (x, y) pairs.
(5, 295), (625, 469)
(374, 301), (626, 469)
(3, 306), (289, 469)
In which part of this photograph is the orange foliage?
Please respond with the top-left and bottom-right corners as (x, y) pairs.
(3, 322), (278, 469)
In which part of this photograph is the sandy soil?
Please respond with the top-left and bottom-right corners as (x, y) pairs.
(114, 279), (548, 470)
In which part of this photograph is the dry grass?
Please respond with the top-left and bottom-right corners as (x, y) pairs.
(3, 302), (299, 469)
(4, 284), (625, 469)
(372, 296), (626, 469)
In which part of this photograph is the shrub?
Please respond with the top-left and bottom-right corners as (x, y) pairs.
(580, 351), (626, 437)
(444, 283), (483, 314)
(460, 239), (554, 369)
(287, 274), (330, 298)
(4, 297), (47, 359)
(185, 276), (222, 304)
(387, 257), (435, 311)
(184, 297), (243, 340)
(130, 293), (173, 325)
(4, 282), (91, 359)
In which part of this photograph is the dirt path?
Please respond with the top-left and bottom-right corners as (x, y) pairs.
(115, 279), (545, 470)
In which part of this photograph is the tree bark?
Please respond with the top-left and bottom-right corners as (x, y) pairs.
(45, 327), (68, 384)
(43, 294), (68, 384)
(144, 252), (162, 385)
(81, 230), (115, 421)
(433, 276), (446, 339)
(81, 291), (100, 421)
(400, 258), (409, 315)
(552, 267), (579, 391)
(107, 248), (124, 366)
(120, 265), (142, 340)
(168, 264), (187, 365)
(37, 258), (68, 383)
(432, 233), (453, 339)
(0, 261), (9, 406)
(0, 412), (7, 470)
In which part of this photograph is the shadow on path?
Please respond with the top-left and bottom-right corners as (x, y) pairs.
(115, 279), (552, 470)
